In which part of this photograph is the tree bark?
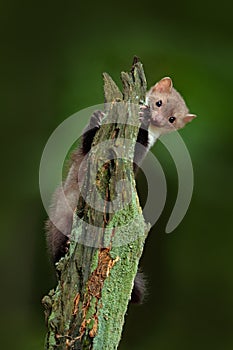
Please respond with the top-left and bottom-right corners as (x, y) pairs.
(43, 58), (150, 350)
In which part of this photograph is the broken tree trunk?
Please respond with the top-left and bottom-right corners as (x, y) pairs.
(43, 58), (150, 350)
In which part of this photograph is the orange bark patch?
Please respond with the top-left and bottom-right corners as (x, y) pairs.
(89, 315), (98, 338)
(77, 248), (120, 340)
(88, 248), (119, 297)
(72, 293), (80, 316)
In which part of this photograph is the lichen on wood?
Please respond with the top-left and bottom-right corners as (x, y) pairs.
(43, 57), (150, 350)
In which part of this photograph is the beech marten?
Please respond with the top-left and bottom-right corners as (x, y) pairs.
(46, 77), (196, 303)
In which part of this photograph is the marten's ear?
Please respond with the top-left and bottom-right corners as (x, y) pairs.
(183, 114), (197, 124)
(152, 77), (173, 94)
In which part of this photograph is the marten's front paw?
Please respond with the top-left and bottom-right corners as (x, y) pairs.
(89, 110), (105, 129)
(82, 110), (106, 154)
(139, 105), (151, 128)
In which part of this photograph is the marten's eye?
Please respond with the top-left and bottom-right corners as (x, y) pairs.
(156, 100), (162, 107)
(169, 116), (176, 123)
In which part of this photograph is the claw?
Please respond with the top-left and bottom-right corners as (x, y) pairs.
(139, 104), (149, 110)
(64, 240), (70, 253)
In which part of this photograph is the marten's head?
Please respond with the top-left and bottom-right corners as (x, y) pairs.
(146, 77), (196, 136)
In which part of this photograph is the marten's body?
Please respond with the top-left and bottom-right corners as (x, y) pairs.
(46, 77), (196, 303)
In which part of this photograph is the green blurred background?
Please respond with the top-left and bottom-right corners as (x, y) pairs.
(1, 0), (233, 349)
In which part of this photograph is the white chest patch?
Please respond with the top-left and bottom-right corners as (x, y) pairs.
(148, 126), (160, 149)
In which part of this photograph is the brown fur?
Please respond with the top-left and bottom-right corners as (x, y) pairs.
(46, 147), (85, 261)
